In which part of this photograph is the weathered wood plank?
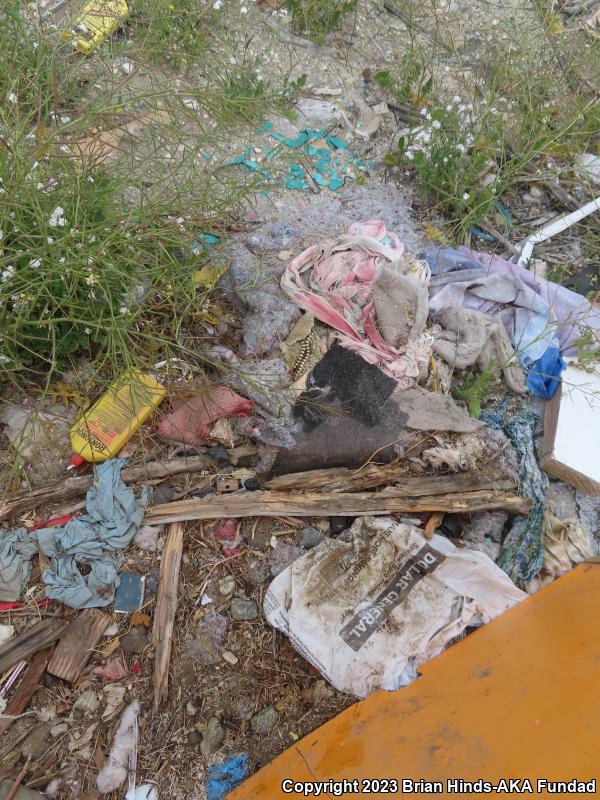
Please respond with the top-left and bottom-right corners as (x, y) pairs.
(145, 489), (532, 525)
(0, 619), (67, 675)
(265, 466), (514, 494)
(152, 522), (184, 710)
(47, 609), (111, 682)
(0, 647), (51, 735)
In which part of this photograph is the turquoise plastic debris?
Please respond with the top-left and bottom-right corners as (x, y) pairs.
(207, 754), (250, 800)
(191, 232), (220, 255)
(225, 120), (376, 193)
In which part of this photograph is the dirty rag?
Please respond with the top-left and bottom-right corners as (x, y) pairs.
(158, 383), (252, 445)
(431, 306), (526, 393)
(425, 246), (600, 362)
(527, 347), (566, 399)
(0, 528), (39, 602)
(391, 387), (483, 433)
(527, 513), (594, 593)
(281, 220), (432, 386)
(36, 459), (150, 608)
(294, 344), (397, 429)
(481, 406), (547, 586)
(264, 515), (526, 697)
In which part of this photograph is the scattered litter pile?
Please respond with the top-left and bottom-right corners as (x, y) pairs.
(1, 195), (600, 798)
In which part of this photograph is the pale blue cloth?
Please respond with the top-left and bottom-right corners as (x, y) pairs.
(0, 528), (39, 601)
(36, 459), (149, 608)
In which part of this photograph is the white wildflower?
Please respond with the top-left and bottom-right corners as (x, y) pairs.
(84, 327), (91, 335)
(213, 0), (222, 7)
(240, 4), (248, 11)
(48, 206), (67, 227)
(29, 259), (41, 269)
(0, 354), (10, 364)
(119, 306), (128, 315)
(1, 265), (15, 282)
(432, 119), (441, 130)
(7, 92), (17, 104)
(463, 192), (470, 201)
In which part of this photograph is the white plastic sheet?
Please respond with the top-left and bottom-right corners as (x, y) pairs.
(264, 516), (526, 698)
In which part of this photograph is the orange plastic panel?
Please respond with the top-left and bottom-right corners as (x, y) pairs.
(230, 564), (600, 798)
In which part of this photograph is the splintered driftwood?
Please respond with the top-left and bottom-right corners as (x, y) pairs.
(146, 488), (532, 525)
(265, 465), (513, 494)
(153, 522), (184, 711)
(0, 647), (51, 735)
(0, 457), (211, 522)
(47, 609), (111, 682)
(0, 618), (67, 674)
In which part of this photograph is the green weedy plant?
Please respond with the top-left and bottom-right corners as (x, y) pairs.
(285, 0), (357, 40)
(0, 0), (309, 385)
(453, 361), (501, 418)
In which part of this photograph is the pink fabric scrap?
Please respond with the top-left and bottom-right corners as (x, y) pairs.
(215, 517), (242, 557)
(158, 385), (252, 445)
(281, 219), (431, 386)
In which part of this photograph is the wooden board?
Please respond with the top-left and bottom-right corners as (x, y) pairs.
(47, 609), (111, 682)
(0, 456), (211, 522)
(541, 363), (600, 495)
(0, 648), (51, 734)
(0, 619), (67, 674)
(145, 489), (532, 525)
(265, 466), (514, 494)
(152, 522), (184, 710)
(230, 564), (600, 797)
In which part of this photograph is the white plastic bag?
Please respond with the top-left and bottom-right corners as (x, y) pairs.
(264, 516), (526, 698)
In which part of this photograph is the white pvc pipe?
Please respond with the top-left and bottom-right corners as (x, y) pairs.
(517, 195), (600, 267)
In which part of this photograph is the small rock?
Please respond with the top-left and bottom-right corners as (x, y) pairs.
(152, 482), (175, 505)
(73, 689), (99, 716)
(201, 717), (225, 759)
(222, 650), (239, 665)
(207, 444), (230, 467)
(251, 705), (279, 737)
(186, 702), (197, 716)
(50, 722), (70, 738)
(120, 626), (149, 654)
(270, 540), (302, 577)
(188, 730), (202, 745)
(21, 722), (52, 759)
(230, 597), (259, 621)
(300, 526), (325, 550)
(529, 184), (543, 199)
(218, 575), (236, 596)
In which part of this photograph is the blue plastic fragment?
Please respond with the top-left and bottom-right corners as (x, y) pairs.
(495, 198), (512, 226)
(325, 134), (349, 150)
(191, 232), (220, 255)
(311, 171), (327, 186)
(471, 226), (497, 242)
(328, 176), (345, 190)
(257, 120), (274, 133)
(207, 754), (250, 800)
